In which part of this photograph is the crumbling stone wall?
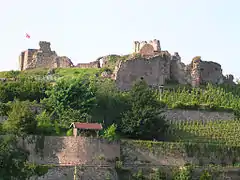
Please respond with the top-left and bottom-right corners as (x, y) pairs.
(170, 52), (191, 84)
(134, 39), (161, 53)
(75, 60), (100, 68)
(115, 52), (171, 90)
(189, 56), (224, 86)
(113, 42), (233, 90)
(20, 136), (120, 166)
(199, 61), (224, 84)
(19, 41), (73, 71)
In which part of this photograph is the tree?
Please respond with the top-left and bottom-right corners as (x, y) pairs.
(3, 100), (37, 136)
(0, 78), (48, 103)
(44, 77), (96, 126)
(18, 78), (49, 102)
(35, 110), (54, 135)
(120, 80), (168, 140)
(90, 77), (128, 126)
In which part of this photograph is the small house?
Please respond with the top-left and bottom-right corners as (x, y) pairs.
(70, 122), (103, 137)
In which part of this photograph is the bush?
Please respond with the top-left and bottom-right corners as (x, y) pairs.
(66, 129), (73, 136)
(103, 124), (118, 141)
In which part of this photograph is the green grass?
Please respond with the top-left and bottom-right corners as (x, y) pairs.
(55, 67), (100, 77)
(0, 68), (101, 79)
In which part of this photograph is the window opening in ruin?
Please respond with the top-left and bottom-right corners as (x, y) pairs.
(200, 68), (204, 71)
(215, 68), (218, 71)
(140, 77), (144, 80)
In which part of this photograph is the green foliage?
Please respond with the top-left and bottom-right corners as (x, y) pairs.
(173, 165), (193, 180)
(120, 80), (168, 139)
(3, 70), (20, 79)
(199, 171), (212, 180)
(0, 78), (48, 102)
(103, 124), (118, 141)
(133, 169), (145, 180)
(36, 110), (54, 135)
(0, 135), (34, 180)
(167, 120), (240, 144)
(115, 160), (123, 169)
(29, 164), (49, 177)
(0, 102), (10, 116)
(66, 129), (73, 136)
(3, 100), (37, 136)
(122, 140), (240, 166)
(90, 77), (128, 126)
(150, 168), (166, 180)
(105, 172), (111, 180)
(161, 84), (240, 112)
(55, 67), (100, 77)
(44, 77), (96, 126)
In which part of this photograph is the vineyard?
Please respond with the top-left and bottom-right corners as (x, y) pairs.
(166, 120), (240, 145)
(161, 84), (240, 111)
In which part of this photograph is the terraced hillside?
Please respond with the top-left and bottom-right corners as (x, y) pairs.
(166, 120), (240, 145)
(1, 68), (240, 179)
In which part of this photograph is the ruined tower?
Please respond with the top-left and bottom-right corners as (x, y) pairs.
(19, 41), (73, 71)
(133, 39), (161, 55)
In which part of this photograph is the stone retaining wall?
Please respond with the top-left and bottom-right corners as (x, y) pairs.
(20, 136), (120, 166)
(30, 166), (118, 180)
(165, 109), (234, 122)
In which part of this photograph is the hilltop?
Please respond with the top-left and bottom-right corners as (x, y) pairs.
(1, 40), (240, 179)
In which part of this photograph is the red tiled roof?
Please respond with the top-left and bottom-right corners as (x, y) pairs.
(71, 122), (103, 130)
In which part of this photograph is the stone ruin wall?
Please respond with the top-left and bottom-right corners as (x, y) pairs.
(18, 39), (234, 89)
(75, 60), (100, 68)
(19, 41), (74, 71)
(20, 136), (120, 166)
(115, 52), (171, 90)
(114, 39), (234, 90)
(133, 39), (161, 53)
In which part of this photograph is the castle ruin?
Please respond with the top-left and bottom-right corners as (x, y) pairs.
(18, 39), (234, 90)
(133, 39), (161, 56)
(19, 41), (74, 71)
(113, 39), (234, 90)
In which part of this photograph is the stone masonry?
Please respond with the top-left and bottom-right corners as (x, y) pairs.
(115, 52), (171, 90)
(113, 39), (234, 90)
(18, 39), (234, 90)
(20, 136), (120, 166)
(19, 41), (74, 71)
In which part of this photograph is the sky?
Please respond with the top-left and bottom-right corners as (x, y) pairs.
(0, 0), (240, 78)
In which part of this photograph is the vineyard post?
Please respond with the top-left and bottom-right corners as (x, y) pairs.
(159, 85), (164, 101)
(74, 165), (77, 180)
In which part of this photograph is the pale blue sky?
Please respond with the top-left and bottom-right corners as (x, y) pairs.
(1, 0), (240, 78)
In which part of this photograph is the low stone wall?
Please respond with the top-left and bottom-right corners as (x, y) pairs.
(20, 136), (120, 166)
(165, 109), (234, 122)
(121, 140), (240, 167)
(0, 109), (234, 124)
(30, 166), (118, 180)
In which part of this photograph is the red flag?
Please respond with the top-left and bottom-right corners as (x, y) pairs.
(26, 33), (30, 39)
